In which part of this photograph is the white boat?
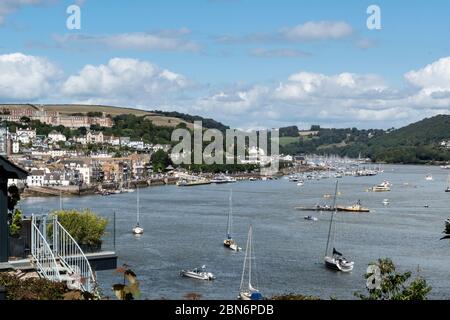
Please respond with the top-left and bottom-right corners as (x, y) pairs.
(425, 175), (433, 181)
(304, 216), (318, 221)
(324, 181), (354, 273)
(382, 199), (390, 206)
(211, 175), (237, 184)
(297, 181), (304, 186)
(132, 187), (144, 235)
(224, 190), (241, 252)
(445, 218), (450, 228)
(180, 265), (215, 281)
(238, 225), (263, 301)
(371, 180), (391, 192)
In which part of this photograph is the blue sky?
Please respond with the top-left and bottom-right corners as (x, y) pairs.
(0, 0), (449, 129)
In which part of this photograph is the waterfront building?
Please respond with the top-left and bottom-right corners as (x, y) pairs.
(27, 170), (46, 187)
(48, 130), (67, 143)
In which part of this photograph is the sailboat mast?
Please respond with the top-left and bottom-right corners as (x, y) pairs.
(240, 225), (251, 291)
(325, 181), (339, 257)
(248, 225), (252, 289)
(227, 190), (232, 239)
(137, 186), (140, 225)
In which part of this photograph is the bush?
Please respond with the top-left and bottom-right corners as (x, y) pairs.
(0, 273), (67, 300)
(50, 210), (108, 249)
(9, 209), (22, 237)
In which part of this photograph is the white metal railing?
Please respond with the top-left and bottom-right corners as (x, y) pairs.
(31, 215), (62, 282)
(52, 217), (97, 293)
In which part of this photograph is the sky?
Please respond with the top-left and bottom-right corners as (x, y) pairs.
(0, 0), (449, 130)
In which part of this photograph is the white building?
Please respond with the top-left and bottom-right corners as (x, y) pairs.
(75, 136), (88, 145)
(48, 149), (67, 157)
(128, 140), (144, 150)
(16, 128), (36, 144)
(48, 130), (67, 143)
(44, 172), (62, 186)
(12, 141), (20, 154)
(87, 131), (104, 144)
(77, 166), (91, 185)
(27, 170), (46, 187)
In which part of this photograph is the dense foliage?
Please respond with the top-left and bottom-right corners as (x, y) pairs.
(0, 273), (67, 300)
(49, 210), (108, 249)
(102, 114), (173, 144)
(151, 149), (173, 172)
(9, 209), (22, 237)
(281, 115), (450, 164)
(271, 294), (320, 300)
(153, 110), (229, 132)
(279, 126), (300, 137)
(355, 258), (432, 300)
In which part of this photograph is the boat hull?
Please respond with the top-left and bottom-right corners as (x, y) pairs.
(180, 271), (215, 281)
(324, 257), (354, 272)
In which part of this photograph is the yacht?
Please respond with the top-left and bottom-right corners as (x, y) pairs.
(180, 265), (216, 281)
(324, 182), (354, 273)
(211, 175), (237, 184)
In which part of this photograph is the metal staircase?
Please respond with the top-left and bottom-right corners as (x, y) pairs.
(31, 215), (97, 293)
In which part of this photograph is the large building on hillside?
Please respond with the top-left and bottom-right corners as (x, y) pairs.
(0, 105), (113, 128)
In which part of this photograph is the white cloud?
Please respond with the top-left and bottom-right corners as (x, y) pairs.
(280, 21), (353, 41)
(0, 0), (47, 25)
(0, 53), (61, 100)
(405, 57), (450, 92)
(61, 58), (192, 106)
(275, 72), (389, 101)
(53, 30), (202, 53)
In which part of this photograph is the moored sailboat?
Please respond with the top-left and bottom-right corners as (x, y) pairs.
(224, 190), (242, 251)
(132, 187), (144, 235)
(324, 181), (354, 272)
(238, 225), (263, 300)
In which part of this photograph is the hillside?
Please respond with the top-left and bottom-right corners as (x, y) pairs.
(0, 104), (229, 130)
(280, 115), (450, 164)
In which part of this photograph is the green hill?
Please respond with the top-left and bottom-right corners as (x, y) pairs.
(281, 115), (450, 164)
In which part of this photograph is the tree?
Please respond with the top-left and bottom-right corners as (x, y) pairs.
(151, 149), (172, 172)
(355, 258), (432, 300)
(20, 116), (31, 124)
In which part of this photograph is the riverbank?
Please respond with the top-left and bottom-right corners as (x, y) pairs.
(20, 165), (323, 198)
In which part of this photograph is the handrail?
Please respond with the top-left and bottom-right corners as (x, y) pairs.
(31, 215), (62, 282)
(53, 218), (97, 293)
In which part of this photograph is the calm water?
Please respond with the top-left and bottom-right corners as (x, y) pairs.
(21, 165), (450, 300)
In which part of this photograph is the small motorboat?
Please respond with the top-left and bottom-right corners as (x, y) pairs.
(382, 199), (390, 206)
(297, 181), (304, 186)
(425, 175), (433, 181)
(304, 216), (318, 221)
(180, 265), (215, 281)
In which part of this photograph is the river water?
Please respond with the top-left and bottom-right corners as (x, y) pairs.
(21, 165), (450, 300)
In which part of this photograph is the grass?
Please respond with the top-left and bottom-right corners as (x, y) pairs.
(279, 136), (300, 146)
